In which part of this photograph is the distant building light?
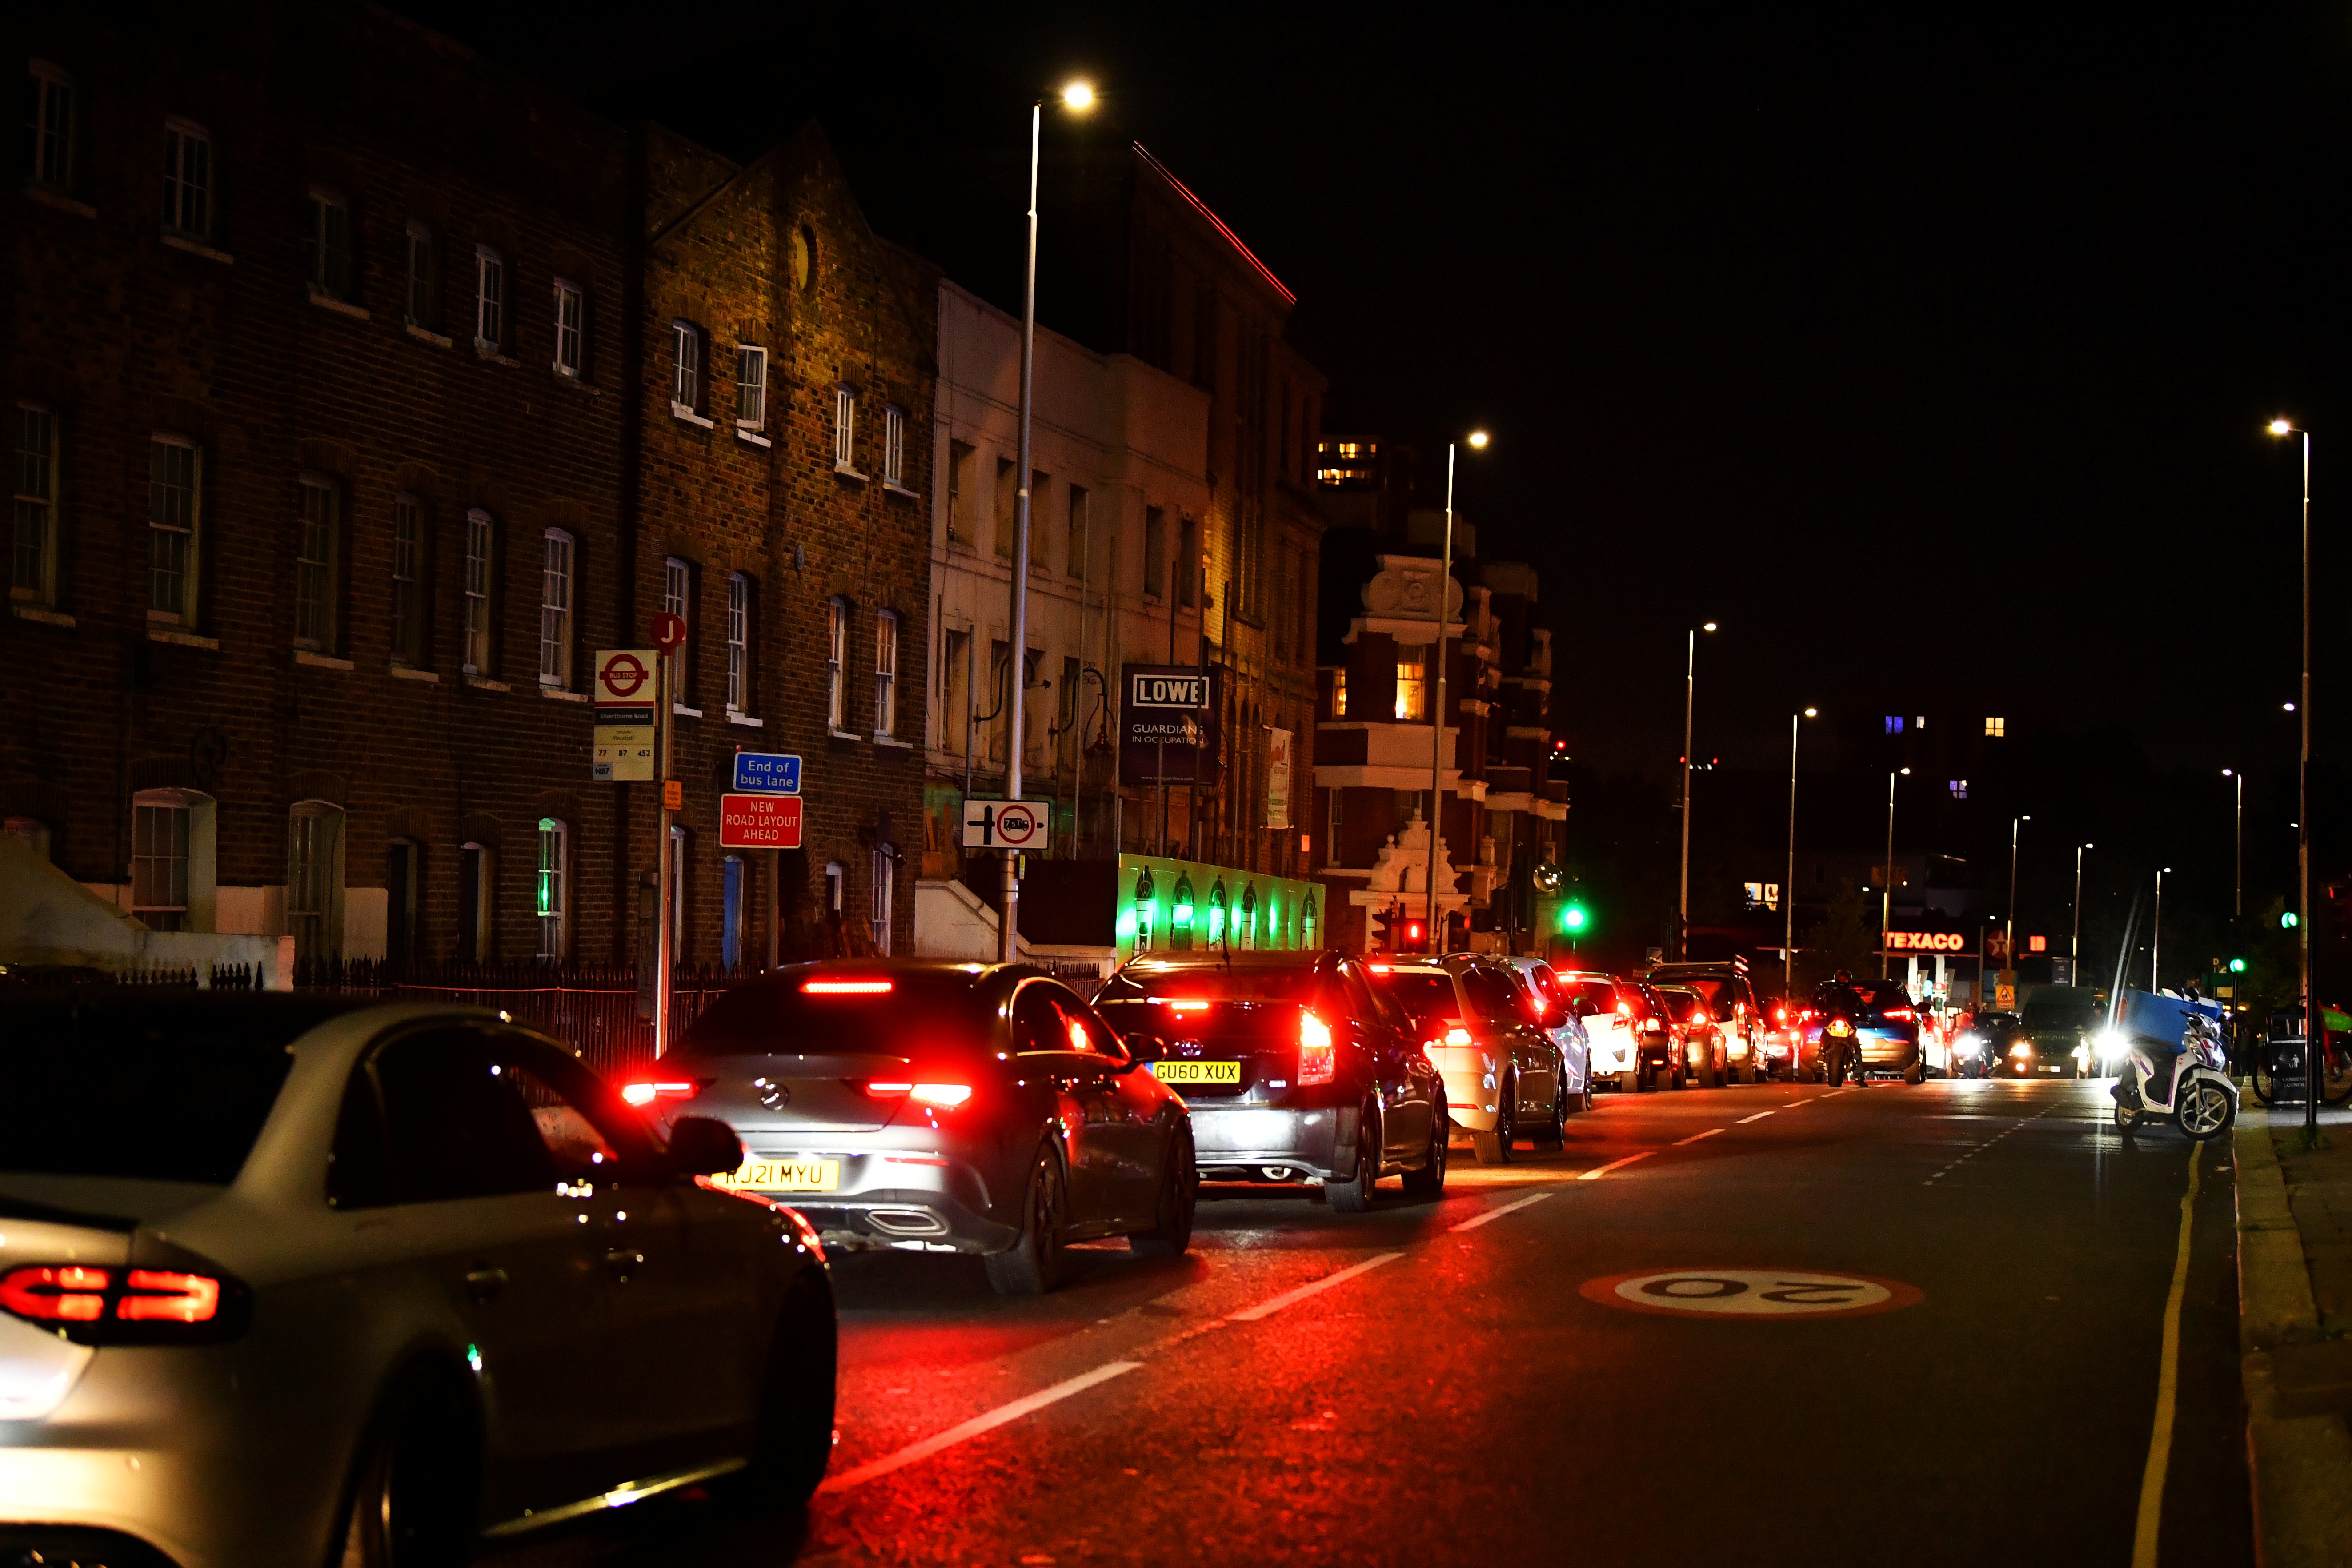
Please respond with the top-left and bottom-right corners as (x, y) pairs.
(1985, 716), (2007, 738)
(1950, 778), (1968, 799)
(1884, 715), (1904, 734)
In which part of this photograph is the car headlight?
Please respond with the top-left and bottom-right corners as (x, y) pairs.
(1959, 1033), (1983, 1049)
(2009, 1042), (2032, 1059)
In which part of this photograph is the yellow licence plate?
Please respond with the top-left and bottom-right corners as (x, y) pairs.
(713, 1158), (841, 1193)
(1150, 1060), (1242, 1085)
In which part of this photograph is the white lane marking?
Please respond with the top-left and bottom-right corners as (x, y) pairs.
(1675, 1128), (1726, 1146)
(1738, 1111), (1775, 1123)
(1450, 1191), (1554, 1231)
(1226, 1251), (1406, 1322)
(2132, 1140), (2204, 1566)
(819, 1360), (1144, 1492)
(1578, 1151), (1655, 1180)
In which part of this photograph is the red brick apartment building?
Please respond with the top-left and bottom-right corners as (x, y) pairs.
(3, 2), (928, 968)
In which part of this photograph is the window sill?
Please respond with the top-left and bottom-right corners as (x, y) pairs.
(726, 711), (765, 728)
(475, 341), (520, 367)
(829, 729), (863, 743)
(295, 648), (355, 670)
(673, 703), (703, 719)
(160, 231), (234, 265)
(405, 321), (452, 347)
(389, 665), (439, 682)
(147, 627), (219, 650)
(11, 603), (74, 626)
(541, 685), (586, 702)
(552, 365), (597, 393)
(23, 182), (96, 219)
(464, 673), (512, 692)
(834, 463), (869, 484)
(308, 289), (369, 320)
(735, 426), (772, 448)
(672, 402), (715, 429)
(875, 736), (913, 750)
(883, 481), (921, 501)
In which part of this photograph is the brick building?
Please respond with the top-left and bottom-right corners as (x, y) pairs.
(3, 3), (927, 970)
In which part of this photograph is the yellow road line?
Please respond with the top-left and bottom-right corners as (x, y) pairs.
(2132, 1140), (2203, 1567)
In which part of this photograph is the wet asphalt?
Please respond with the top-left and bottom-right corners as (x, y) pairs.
(487, 1075), (2252, 1567)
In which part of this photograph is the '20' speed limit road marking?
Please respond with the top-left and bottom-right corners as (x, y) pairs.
(1579, 1268), (1925, 1319)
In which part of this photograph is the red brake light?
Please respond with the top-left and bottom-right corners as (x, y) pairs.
(1298, 1012), (1336, 1085)
(1157, 998), (1212, 1013)
(116, 1270), (222, 1324)
(621, 1079), (701, 1107)
(0, 1265), (109, 1322)
(0, 1266), (224, 1327)
(861, 1081), (972, 1109)
(802, 978), (894, 995)
(1617, 1000), (1631, 1017)
(1884, 1007), (1915, 1021)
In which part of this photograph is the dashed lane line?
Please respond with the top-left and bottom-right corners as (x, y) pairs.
(1675, 1128), (1726, 1146)
(818, 1360), (1145, 1492)
(1226, 1251), (1406, 1321)
(1738, 1111), (1776, 1123)
(1450, 1191), (1554, 1231)
(1579, 1151), (1656, 1180)
(1922, 1102), (2067, 1184)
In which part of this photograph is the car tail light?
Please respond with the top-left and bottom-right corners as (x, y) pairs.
(801, 978), (894, 995)
(621, 1079), (703, 1107)
(1617, 1000), (1632, 1017)
(1, 1261), (244, 1344)
(1883, 1007), (1915, 1021)
(1157, 998), (1211, 1013)
(861, 1081), (974, 1109)
(1444, 1026), (1474, 1048)
(1298, 1012), (1336, 1085)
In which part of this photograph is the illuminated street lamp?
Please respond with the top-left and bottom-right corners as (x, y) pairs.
(999, 77), (1098, 962)
(2224, 768), (2243, 918)
(2154, 866), (2172, 990)
(2006, 815), (2031, 977)
(1786, 707), (1817, 1004)
(1427, 429), (1490, 954)
(1676, 621), (1719, 958)
(2072, 843), (2092, 983)
(2268, 417), (2315, 1135)
(1881, 767), (1909, 980)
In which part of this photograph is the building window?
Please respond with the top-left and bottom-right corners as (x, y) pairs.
(1028, 471), (1050, 567)
(131, 799), (190, 931)
(1950, 778), (1968, 800)
(1326, 788), (1343, 869)
(834, 385), (857, 471)
(1332, 669), (1348, 718)
(13, 402), (57, 604)
(1884, 715), (1904, 734)
(669, 824), (688, 960)
(161, 120), (211, 238)
(536, 817), (567, 960)
(874, 609), (898, 737)
(722, 854), (746, 971)
(474, 246), (504, 351)
(825, 597), (848, 730)
(672, 321), (702, 412)
(942, 628), (970, 753)
(737, 345), (766, 429)
(1177, 515), (1198, 606)
(404, 221), (437, 327)
(947, 440), (974, 543)
(553, 279), (585, 377)
(459, 841), (494, 962)
(1144, 506), (1166, 598)
(663, 556), (692, 704)
(1395, 645), (1428, 721)
(1984, 716), (2006, 738)
(148, 436), (200, 622)
(389, 493), (425, 666)
(294, 475), (339, 650)
(307, 188), (352, 301)
(288, 804), (344, 964)
(539, 529), (573, 688)
(27, 61), (73, 189)
(462, 508), (493, 674)
(1066, 484), (1087, 580)
(882, 404), (906, 487)
(870, 846), (895, 955)
(994, 457), (1016, 558)
(725, 572), (750, 713)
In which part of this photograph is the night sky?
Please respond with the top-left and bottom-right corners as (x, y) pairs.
(400, 1), (2352, 969)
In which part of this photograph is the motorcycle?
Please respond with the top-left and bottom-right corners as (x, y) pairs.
(1820, 1015), (1863, 1087)
(2112, 1013), (2237, 1142)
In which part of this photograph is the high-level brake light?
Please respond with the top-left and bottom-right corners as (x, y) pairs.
(1298, 1012), (1336, 1085)
(802, 979), (894, 995)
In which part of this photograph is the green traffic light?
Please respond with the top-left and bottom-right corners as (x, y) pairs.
(2284, 912), (2301, 929)
(1560, 903), (1588, 933)
(2230, 958), (2247, 974)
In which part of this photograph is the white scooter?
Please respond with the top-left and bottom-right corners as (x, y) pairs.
(2112, 1012), (2237, 1142)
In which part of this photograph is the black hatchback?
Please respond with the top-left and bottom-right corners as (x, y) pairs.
(1093, 952), (1447, 1211)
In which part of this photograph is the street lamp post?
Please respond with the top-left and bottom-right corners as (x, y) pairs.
(1881, 768), (1908, 980)
(1426, 431), (1488, 955)
(2268, 417), (2315, 1135)
(2006, 815), (2031, 977)
(1677, 621), (1718, 959)
(2224, 768), (2243, 919)
(1786, 707), (1817, 1005)
(999, 80), (1096, 963)
(2072, 842), (2092, 984)
(2154, 866), (2171, 990)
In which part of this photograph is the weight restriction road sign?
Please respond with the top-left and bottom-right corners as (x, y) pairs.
(962, 798), (1045, 850)
(720, 793), (803, 849)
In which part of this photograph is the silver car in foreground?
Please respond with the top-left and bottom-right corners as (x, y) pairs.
(0, 991), (833, 1568)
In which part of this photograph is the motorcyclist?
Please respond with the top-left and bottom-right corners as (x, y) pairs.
(1816, 969), (1868, 1087)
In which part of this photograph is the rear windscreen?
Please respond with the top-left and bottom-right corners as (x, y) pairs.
(680, 974), (990, 1057)
(2022, 1003), (2096, 1029)
(1374, 971), (1462, 1023)
(1096, 965), (1321, 1005)
(0, 994), (357, 1183)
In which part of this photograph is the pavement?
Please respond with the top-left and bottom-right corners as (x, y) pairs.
(489, 1077), (2254, 1568)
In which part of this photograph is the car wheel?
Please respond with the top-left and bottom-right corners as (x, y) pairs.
(1904, 1062), (1925, 1085)
(1402, 1098), (1450, 1196)
(1578, 1077), (1595, 1114)
(1326, 1102), (1381, 1213)
(1534, 1072), (1569, 1149)
(337, 1365), (479, 1568)
(985, 1145), (1068, 1296)
(715, 1271), (838, 1509)
(1472, 1075), (1518, 1165)
(1659, 1061), (1682, 1092)
(1129, 1123), (1198, 1255)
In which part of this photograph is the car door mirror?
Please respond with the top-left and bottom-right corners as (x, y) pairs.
(663, 1115), (744, 1179)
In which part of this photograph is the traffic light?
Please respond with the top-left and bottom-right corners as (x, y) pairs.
(2284, 911), (2301, 930)
(1402, 917), (1428, 954)
(2230, 958), (2248, 974)
(1560, 902), (1589, 934)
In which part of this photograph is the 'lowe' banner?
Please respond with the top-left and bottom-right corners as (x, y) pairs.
(1121, 662), (1221, 785)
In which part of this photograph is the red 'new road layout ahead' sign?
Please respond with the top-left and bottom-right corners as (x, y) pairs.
(719, 793), (803, 849)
